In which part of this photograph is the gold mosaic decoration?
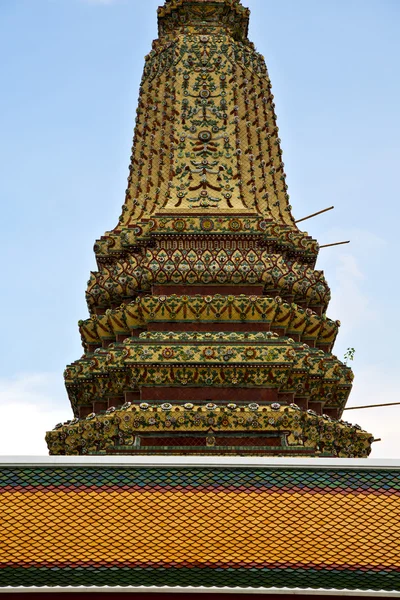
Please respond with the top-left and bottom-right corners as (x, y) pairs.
(46, 403), (372, 457)
(79, 294), (339, 350)
(86, 251), (330, 313)
(47, 0), (373, 457)
(64, 333), (352, 419)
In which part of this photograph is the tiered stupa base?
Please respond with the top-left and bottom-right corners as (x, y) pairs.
(47, 295), (372, 457)
(46, 401), (372, 457)
(46, 0), (373, 457)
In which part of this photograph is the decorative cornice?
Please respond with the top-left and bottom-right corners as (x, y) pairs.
(94, 217), (319, 263)
(86, 250), (330, 313)
(79, 294), (339, 351)
(46, 402), (372, 457)
(64, 334), (352, 415)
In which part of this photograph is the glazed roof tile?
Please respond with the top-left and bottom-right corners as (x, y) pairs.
(0, 457), (399, 592)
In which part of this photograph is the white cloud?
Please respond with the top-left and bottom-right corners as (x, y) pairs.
(0, 373), (71, 456)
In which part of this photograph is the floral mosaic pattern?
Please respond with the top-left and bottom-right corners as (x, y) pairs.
(48, 0), (369, 456)
(94, 217), (318, 262)
(64, 333), (353, 417)
(46, 403), (372, 457)
(86, 250), (330, 312)
(79, 294), (339, 350)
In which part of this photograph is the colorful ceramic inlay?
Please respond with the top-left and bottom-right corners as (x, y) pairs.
(1, 464), (399, 590)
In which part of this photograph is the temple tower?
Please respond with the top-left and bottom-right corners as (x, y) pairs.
(46, 0), (373, 457)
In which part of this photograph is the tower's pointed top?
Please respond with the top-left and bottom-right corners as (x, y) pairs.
(158, 0), (250, 41)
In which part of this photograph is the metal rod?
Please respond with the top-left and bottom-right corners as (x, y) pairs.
(295, 206), (334, 224)
(320, 240), (350, 249)
(344, 402), (400, 411)
(372, 439), (382, 443)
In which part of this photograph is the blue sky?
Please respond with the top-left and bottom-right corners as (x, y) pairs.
(0, 0), (399, 456)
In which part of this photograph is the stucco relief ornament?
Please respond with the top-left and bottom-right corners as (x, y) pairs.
(47, 0), (373, 459)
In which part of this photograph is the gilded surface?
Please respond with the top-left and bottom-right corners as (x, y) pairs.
(121, 22), (289, 220)
(95, 26), (318, 257)
(79, 294), (339, 350)
(64, 333), (352, 419)
(86, 251), (330, 312)
(47, 0), (372, 456)
(46, 403), (371, 457)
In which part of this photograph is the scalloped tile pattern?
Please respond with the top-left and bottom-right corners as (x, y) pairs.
(0, 465), (399, 590)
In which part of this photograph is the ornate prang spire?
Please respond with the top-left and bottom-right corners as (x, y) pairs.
(46, 1), (373, 457)
(158, 0), (250, 42)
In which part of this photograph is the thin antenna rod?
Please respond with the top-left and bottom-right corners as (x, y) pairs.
(320, 240), (350, 249)
(344, 402), (400, 411)
(296, 206), (334, 224)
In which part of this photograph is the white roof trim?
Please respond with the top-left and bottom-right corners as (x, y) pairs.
(0, 456), (399, 469)
(0, 586), (399, 596)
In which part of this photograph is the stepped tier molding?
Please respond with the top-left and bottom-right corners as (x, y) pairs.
(87, 245), (329, 313)
(65, 332), (352, 412)
(94, 217), (319, 264)
(46, 403), (372, 457)
(79, 295), (339, 352)
(47, 0), (373, 456)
